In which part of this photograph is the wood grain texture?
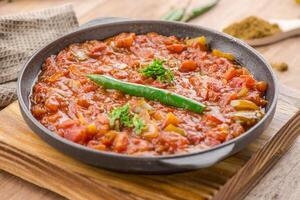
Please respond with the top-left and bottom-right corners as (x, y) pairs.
(0, 0), (300, 199)
(0, 86), (299, 200)
(246, 138), (300, 200)
(0, 171), (64, 200)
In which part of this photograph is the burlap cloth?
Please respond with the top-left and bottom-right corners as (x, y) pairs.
(0, 5), (79, 108)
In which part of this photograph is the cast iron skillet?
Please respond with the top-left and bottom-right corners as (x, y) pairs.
(17, 17), (278, 174)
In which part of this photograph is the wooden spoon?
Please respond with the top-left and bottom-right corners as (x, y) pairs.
(246, 19), (300, 47)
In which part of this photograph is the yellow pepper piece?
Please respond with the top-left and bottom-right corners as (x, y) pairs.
(86, 123), (97, 135)
(198, 36), (206, 46)
(231, 111), (264, 126)
(153, 111), (163, 120)
(163, 112), (180, 127)
(186, 36), (206, 46)
(230, 100), (259, 110)
(237, 87), (249, 97)
(143, 124), (159, 139)
(212, 49), (235, 61)
(164, 124), (186, 136)
(77, 112), (87, 125)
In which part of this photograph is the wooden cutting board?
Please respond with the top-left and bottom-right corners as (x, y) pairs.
(0, 85), (299, 200)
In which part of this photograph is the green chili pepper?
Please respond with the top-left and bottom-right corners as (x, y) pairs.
(161, 8), (185, 21)
(87, 75), (206, 114)
(181, 0), (219, 22)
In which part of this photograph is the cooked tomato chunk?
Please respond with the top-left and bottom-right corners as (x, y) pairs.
(64, 126), (86, 143)
(115, 33), (135, 48)
(167, 44), (186, 53)
(256, 81), (267, 92)
(224, 67), (237, 81)
(112, 133), (129, 153)
(180, 60), (198, 72)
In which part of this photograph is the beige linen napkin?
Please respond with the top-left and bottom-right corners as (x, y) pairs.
(0, 5), (79, 108)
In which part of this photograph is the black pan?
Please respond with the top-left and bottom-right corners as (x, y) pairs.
(17, 17), (278, 174)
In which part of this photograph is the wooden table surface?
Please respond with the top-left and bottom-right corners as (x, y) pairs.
(0, 0), (299, 199)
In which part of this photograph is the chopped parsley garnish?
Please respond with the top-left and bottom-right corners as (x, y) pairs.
(140, 59), (174, 83)
(132, 115), (145, 135)
(109, 104), (132, 129)
(109, 104), (145, 134)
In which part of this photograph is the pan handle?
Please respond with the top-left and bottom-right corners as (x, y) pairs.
(79, 17), (129, 29)
(159, 143), (235, 169)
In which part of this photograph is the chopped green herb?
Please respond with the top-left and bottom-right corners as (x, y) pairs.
(132, 115), (145, 134)
(109, 104), (133, 130)
(109, 104), (145, 134)
(140, 59), (174, 83)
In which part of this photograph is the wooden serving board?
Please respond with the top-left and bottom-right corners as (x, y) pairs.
(0, 85), (299, 200)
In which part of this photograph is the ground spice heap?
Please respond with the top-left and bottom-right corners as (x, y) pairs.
(223, 16), (282, 40)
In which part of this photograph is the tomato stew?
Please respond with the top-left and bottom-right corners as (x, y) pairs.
(30, 33), (268, 156)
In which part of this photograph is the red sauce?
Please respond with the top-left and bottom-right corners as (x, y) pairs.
(31, 32), (268, 156)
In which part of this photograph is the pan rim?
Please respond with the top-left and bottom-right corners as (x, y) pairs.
(17, 19), (278, 161)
